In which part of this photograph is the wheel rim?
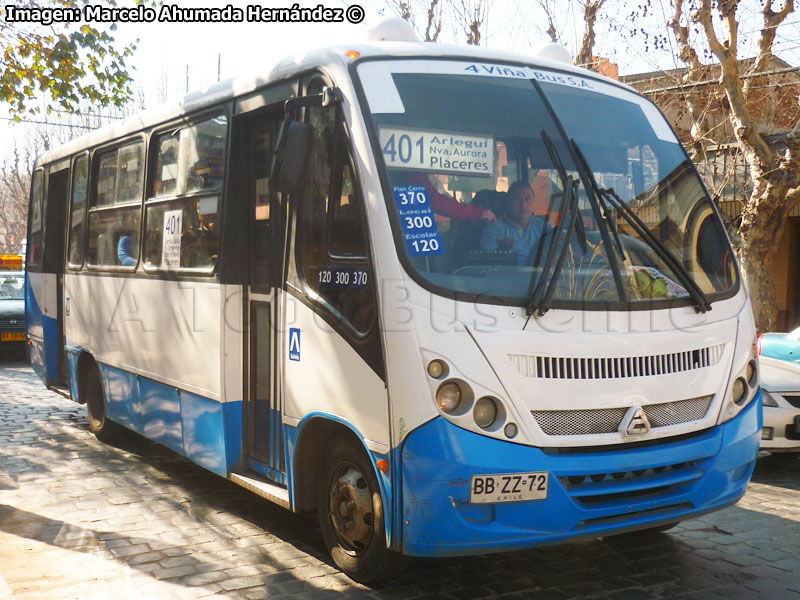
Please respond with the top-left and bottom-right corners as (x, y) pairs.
(327, 462), (374, 554)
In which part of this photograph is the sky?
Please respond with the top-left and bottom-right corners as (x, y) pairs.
(108, 0), (800, 99)
(2, 0), (799, 154)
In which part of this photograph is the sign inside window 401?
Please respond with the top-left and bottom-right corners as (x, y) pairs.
(379, 127), (494, 177)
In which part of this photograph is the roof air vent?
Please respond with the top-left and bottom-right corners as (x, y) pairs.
(533, 42), (573, 65)
(366, 17), (419, 42)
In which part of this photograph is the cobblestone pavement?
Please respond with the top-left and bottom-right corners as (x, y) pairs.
(1, 357), (800, 599)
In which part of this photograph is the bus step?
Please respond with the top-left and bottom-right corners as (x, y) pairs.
(229, 470), (290, 509)
(47, 385), (71, 400)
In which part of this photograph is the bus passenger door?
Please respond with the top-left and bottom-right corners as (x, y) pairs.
(44, 167), (70, 387)
(236, 110), (287, 482)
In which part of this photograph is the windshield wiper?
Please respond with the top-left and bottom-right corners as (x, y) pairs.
(525, 133), (581, 317)
(540, 132), (588, 255)
(571, 141), (711, 313)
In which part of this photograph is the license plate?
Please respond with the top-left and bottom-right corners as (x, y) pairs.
(1, 332), (24, 342)
(470, 472), (549, 504)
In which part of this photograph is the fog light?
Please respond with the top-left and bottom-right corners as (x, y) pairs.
(504, 423), (518, 438)
(427, 359), (446, 379)
(746, 360), (757, 386)
(732, 378), (748, 405)
(473, 397), (497, 428)
(436, 382), (461, 413)
(762, 427), (774, 441)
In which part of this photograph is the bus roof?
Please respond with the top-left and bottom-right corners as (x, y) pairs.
(34, 40), (632, 168)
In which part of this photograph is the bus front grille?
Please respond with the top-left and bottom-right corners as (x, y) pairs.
(531, 395), (714, 436)
(576, 503), (694, 529)
(559, 459), (704, 509)
(509, 344), (725, 379)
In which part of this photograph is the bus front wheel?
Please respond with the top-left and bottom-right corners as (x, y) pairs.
(83, 361), (123, 444)
(317, 435), (404, 583)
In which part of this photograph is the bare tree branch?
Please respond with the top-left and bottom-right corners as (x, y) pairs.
(533, 0), (560, 42)
(388, 0), (443, 41)
(744, 0), (794, 96)
(453, 0), (489, 46)
(425, 0), (443, 41)
(575, 0), (606, 69)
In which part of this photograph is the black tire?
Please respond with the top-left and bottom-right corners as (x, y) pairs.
(317, 435), (405, 583)
(83, 361), (123, 444)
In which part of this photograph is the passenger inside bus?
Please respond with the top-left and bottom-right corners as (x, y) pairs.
(117, 234), (136, 266)
(181, 207), (219, 268)
(410, 172), (496, 222)
(115, 211), (140, 267)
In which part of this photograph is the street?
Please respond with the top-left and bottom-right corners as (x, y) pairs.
(1, 356), (800, 600)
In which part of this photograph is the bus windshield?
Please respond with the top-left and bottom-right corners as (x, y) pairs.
(358, 61), (737, 309)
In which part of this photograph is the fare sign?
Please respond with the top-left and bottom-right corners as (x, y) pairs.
(379, 127), (493, 177)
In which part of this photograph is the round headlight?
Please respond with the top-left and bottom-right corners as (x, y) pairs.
(436, 382), (462, 413)
(473, 397), (498, 428)
(504, 423), (518, 438)
(732, 377), (748, 405)
(746, 360), (757, 386)
(427, 359), (446, 379)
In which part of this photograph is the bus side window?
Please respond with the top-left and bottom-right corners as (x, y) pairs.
(329, 162), (367, 257)
(143, 114), (227, 272)
(297, 104), (375, 335)
(68, 155), (89, 267)
(87, 141), (144, 267)
(27, 170), (44, 269)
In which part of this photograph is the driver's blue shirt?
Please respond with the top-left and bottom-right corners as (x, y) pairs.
(480, 215), (553, 265)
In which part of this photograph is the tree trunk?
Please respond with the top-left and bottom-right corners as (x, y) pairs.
(736, 236), (779, 332)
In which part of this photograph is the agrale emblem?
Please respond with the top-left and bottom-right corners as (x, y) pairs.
(620, 405), (651, 436)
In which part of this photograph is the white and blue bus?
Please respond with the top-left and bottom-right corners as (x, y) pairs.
(26, 20), (761, 582)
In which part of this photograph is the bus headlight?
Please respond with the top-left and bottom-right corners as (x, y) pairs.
(436, 382), (462, 413)
(746, 359), (758, 386)
(473, 397), (497, 428)
(719, 338), (759, 424)
(732, 378), (748, 405)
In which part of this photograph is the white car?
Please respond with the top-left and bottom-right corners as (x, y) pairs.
(759, 355), (800, 452)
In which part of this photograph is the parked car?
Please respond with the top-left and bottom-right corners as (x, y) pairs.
(0, 265), (25, 354)
(759, 327), (800, 365)
(759, 355), (800, 453)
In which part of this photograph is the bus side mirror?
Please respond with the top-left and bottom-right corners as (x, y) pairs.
(270, 120), (313, 194)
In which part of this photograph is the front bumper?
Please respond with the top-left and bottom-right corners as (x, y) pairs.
(400, 393), (761, 557)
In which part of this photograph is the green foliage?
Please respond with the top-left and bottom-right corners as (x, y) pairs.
(633, 268), (668, 299)
(0, 0), (138, 117)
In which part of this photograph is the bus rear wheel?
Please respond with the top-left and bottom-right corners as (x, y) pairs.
(317, 435), (404, 583)
(83, 361), (123, 444)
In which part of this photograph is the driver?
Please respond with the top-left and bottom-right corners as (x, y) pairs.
(479, 181), (552, 265)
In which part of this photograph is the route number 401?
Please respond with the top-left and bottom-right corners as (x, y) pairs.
(383, 133), (424, 165)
